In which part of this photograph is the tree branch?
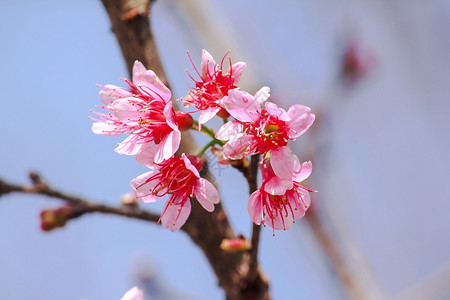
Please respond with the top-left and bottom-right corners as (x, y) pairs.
(246, 154), (262, 281)
(0, 176), (160, 224)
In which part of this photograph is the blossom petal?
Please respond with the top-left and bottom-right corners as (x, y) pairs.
(154, 130), (180, 163)
(132, 60), (147, 82)
(135, 143), (159, 168)
(201, 49), (218, 77)
(193, 178), (220, 212)
(254, 86), (270, 104)
(91, 122), (121, 136)
(270, 146), (300, 180)
(297, 188), (311, 213)
(265, 102), (289, 121)
(121, 286), (144, 300)
(223, 134), (254, 159)
(163, 101), (179, 131)
(289, 188), (310, 219)
(198, 106), (221, 127)
(219, 89), (260, 122)
(215, 121), (243, 141)
(264, 176), (293, 195)
(265, 205), (295, 230)
(160, 197), (191, 232)
(248, 190), (263, 225)
(130, 171), (160, 203)
(228, 62), (246, 82)
(181, 153), (200, 178)
(115, 134), (144, 155)
(287, 104), (315, 138)
(100, 84), (132, 105)
(132, 61), (171, 102)
(112, 97), (146, 122)
(292, 161), (312, 183)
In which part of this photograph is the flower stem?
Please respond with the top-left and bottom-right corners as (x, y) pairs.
(197, 140), (218, 157)
(192, 120), (217, 139)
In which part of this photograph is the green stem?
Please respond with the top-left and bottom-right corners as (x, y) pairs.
(192, 120), (216, 139)
(197, 140), (219, 157)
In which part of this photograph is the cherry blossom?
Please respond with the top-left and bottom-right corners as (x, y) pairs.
(91, 60), (192, 163)
(182, 49), (246, 126)
(131, 147), (219, 232)
(248, 158), (314, 231)
(216, 97), (315, 179)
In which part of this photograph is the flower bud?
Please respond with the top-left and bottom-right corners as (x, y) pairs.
(40, 205), (86, 232)
(175, 112), (194, 131)
(220, 236), (251, 252)
(121, 192), (138, 206)
(216, 108), (230, 119)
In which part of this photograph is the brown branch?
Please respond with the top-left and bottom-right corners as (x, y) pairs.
(100, 0), (270, 299)
(0, 177), (160, 224)
(246, 154), (262, 281)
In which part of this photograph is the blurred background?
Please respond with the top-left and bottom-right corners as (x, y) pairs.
(1, 0), (450, 299)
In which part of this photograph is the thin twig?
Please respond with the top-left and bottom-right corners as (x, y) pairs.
(0, 177), (160, 223)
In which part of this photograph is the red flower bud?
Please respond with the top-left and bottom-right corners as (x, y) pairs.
(220, 237), (251, 252)
(40, 205), (86, 232)
(175, 112), (194, 131)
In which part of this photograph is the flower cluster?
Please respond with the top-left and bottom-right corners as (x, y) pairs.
(92, 50), (315, 232)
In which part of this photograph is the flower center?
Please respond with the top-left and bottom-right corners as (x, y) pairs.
(159, 159), (197, 194)
(264, 124), (279, 135)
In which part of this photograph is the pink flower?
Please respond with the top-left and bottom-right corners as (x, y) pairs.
(183, 49), (246, 126)
(216, 99), (315, 179)
(248, 158), (314, 231)
(131, 149), (220, 232)
(121, 286), (144, 300)
(91, 61), (191, 163)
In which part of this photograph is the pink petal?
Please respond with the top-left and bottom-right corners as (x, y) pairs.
(223, 134), (254, 159)
(227, 62), (246, 82)
(269, 146), (300, 180)
(193, 178), (219, 212)
(265, 206), (295, 230)
(201, 49), (218, 77)
(112, 97), (145, 121)
(254, 86), (270, 104)
(130, 171), (160, 203)
(160, 197), (191, 232)
(154, 130), (180, 163)
(121, 286), (144, 300)
(265, 102), (289, 121)
(100, 84), (132, 105)
(219, 89), (260, 122)
(91, 122), (121, 136)
(163, 101), (179, 131)
(297, 188), (311, 212)
(292, 161), (312, 183)
(248, 190), (263, 225)
(264, 176), (293, 196)
(135, 143), (159, 168)
(215, 121), (243, 141)
(132, 60), (147, 82)
(198, 106), (221, 128)
(133, 64), (171, 102)
(181, 153), (200, 178)
(115, 134), (144, 155)
(287, 104), (315, 138)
